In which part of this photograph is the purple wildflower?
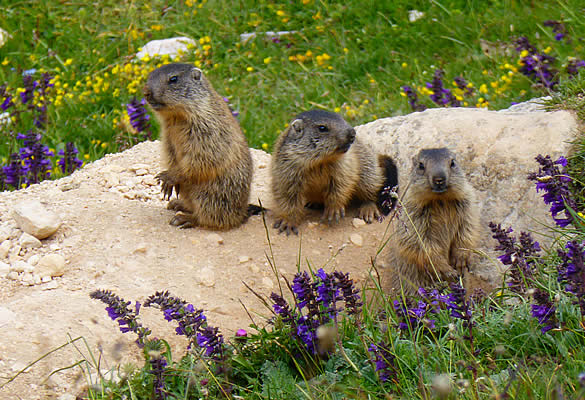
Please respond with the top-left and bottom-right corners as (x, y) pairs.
(567, 59), (585, 77)
(543, 20), (566, 41)
(530, 288), (558, 333)
(394, 290), (439, 332)
(557, 240), (585, 316)
(0, 85), (14, 111)
(489, 222), (541, 293)
(454, 76), (474, 96)
(515, 37), (558, 89)
(528, 154), (577, 228)
(3, 152), (28, 189)
(144, 291), (210, 347)
(20, 75), (36, 105)
(57, 142), (84, 175)
(333, 271), (362, 316)
(315, 269), (340, 317)
(368, 341), (398, 383)
(235, 329), (247, 337)
(270, 292), (297, 326)
(17, 130), (54, 185)
(196, 326), (225, 359)
(427, 69), (461, 107)
(270, 270), (362, 355)
(292, 271), (318, 316)
(442, 282), (472, 326)
(89, 289), (150, 347)
(126, 98), (152, 140)
(148, 356), (168, 400)
(402, 85), (427, 112)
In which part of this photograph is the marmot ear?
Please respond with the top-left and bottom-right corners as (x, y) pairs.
(191, 68), (202, 81)
(291, 119), (304, 136)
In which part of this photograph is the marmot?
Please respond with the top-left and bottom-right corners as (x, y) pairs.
(270, 109), (398, 235)
(144, 63), (253, 230)
(387, 147), (479, 294)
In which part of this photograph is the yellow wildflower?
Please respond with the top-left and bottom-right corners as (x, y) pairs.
(1, 58), (8, 66)
(401, 62), (408, 68)
(246, 66), (254, 72)
(151, 24), (163, 31)
(261, 143), (269, 151)
(479, 84), (488, 94)
(263, 57), (271, 64)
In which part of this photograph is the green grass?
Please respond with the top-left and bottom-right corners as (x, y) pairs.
(1, 0), (585, 166)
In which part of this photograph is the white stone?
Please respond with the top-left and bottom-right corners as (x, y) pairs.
(196, 265), (216, 287)
(206, 233), (224, 245)
(21, 272), (34, 285)
(0, 227), (10, 243)
(11, 200), (62, 239)
(0, 306), (16, 328)
(261, 277), (274, 289)
(136, 37), (196, 59)
(0, 240), (10, 259)
(10, 260), (30, 273)
(42, 280), (59, 290)
(27, 254), (40, 266)
(37, 254), (67, 277)
(7, 271), (18, 280)
(33, 274), (42, 285)
(41, 275), (52, 283)
(238, 255), (251, 264)
(248, 264), (260, 274)
(49, 243), (61, 251)
(0, 260), (9, 277)
(239, 31), (297, 44)
(351, 218), (366, 228)
(133, 243), (147, 253)
(350, 234), (363, 247)
(19, 232), (42, 248)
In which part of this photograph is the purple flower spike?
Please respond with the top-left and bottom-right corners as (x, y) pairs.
(528, 154), (577, 228)
(368, 341), (398, 383)
(557, 240), (585, 316)
(530, 288), (557, 333)
(57, 142), (83, 175)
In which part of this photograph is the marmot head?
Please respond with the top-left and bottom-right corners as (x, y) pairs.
(144, 63), (215, 119)
(412, 147), (466, 198)
(281, 110), (356, 160)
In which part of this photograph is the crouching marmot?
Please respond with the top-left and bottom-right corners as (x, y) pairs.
(270, 109), (398, 235)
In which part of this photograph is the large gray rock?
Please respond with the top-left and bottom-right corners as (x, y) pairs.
(357, 101), (578, 283)
(11, 200), (62, 239)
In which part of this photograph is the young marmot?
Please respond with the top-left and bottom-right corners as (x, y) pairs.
(387, 147), (479, 293)
(270, 109), (398, 235)
(144, 63), (253, 230)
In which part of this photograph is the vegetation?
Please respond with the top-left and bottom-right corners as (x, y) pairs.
(2, 0), (585, 398)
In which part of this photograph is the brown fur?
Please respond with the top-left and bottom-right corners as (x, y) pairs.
(270, 109), (394, 235)
(144, 63), (253, 230)
(388, 148), (479, 294)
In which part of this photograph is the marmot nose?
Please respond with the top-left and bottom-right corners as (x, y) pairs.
(433, 176), (445, 186)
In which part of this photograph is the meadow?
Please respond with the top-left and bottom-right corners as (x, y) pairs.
(2, 0), (585, 398)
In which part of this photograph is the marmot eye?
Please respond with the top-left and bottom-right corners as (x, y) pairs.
(418, 162), (425, 171)
(317, 125), (328, 132)
(450, 159), (456, 168)
(169, 75), (178, 84)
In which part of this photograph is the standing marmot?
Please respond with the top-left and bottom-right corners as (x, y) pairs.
(270, 109), (398, 235)
(144, 63), (253, 230)
(387, 147), (479, 293)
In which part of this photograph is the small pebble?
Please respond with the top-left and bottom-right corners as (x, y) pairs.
(350, 233), (363, 247)
(352, 218), (366, 228)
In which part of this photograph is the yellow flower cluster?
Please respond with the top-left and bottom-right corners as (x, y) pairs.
(335, 99), (371, 120)
(289, 50), (313, 63)
(315, 53), (331, 68)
